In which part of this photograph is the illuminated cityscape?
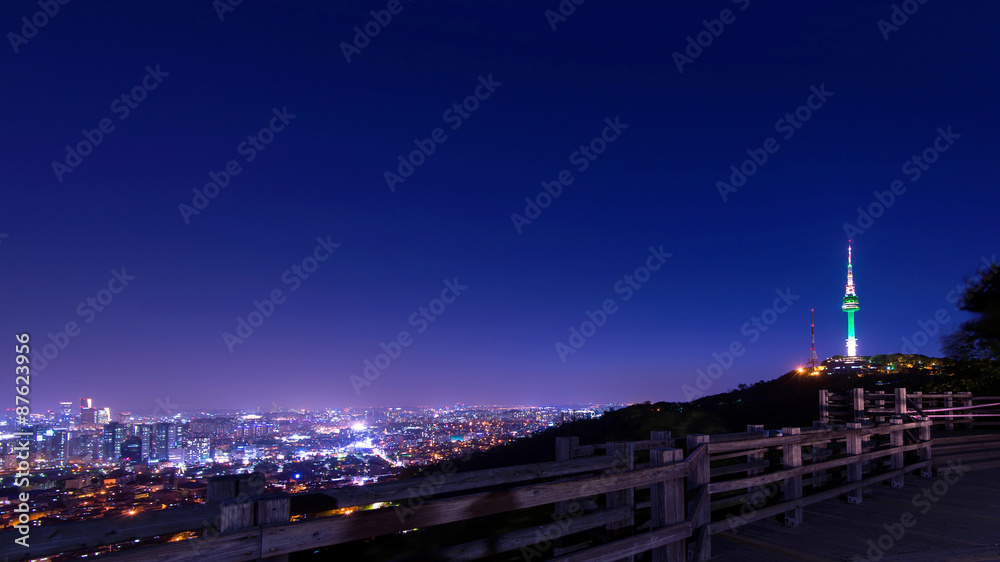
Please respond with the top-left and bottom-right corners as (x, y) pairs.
(0, 401), (620, 528)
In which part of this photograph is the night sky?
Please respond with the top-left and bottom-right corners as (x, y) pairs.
(2, 1), (997, 413)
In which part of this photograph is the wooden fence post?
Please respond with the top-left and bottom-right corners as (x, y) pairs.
(894, 388), (908, 418)
(208, 473), (265, 504)
(606, 441), (635, 546)
(554, 436), (579, 556)
(889, 416), (904, 489)
(746, 425), (765, 496)
(258, 493), (292, 562)
(219, 498), (255, 533)
(781, 427), (803, 527)
(944, 391), (954, 431)
(846, 422), (863, 504)
(963, 395), (974, 429)
(852, 388), (866, 423)
(650, 447), (684, 562)
(686, 434), (711, 562)
(819, 390), (829, 424)
(650, 430), (671, 446)
(918, 420), (933, 477)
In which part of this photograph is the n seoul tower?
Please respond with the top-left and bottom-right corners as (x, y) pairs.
(842, 241), (860, 357)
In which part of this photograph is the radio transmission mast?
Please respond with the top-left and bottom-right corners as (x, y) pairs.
(808, 308), (819, 372)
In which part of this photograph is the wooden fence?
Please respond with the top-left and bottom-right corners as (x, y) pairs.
(0, 413), (949, 562)
(820, 388), (1000, 429)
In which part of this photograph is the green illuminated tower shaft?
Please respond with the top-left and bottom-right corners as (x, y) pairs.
(842, 242), (860, 356)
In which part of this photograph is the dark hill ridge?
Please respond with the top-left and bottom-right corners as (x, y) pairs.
(405, 356), (950, 477)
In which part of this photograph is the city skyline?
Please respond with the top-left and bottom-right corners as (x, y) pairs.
(2, 3), (997, 413)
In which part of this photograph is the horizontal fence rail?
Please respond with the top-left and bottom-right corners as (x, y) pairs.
(821, 388), (1000, 430)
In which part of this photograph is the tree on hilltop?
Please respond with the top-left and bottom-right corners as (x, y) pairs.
(935, 262), (1000, 393)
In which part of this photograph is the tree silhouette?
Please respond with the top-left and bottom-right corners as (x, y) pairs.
(938, 262), (1000, 393)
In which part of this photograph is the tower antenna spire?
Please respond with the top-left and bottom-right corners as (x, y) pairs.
(842, 240), (860, 357)
(808, 308), (819, 371)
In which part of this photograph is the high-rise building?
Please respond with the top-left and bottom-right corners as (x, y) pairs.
(121, 436), (143, 464)
(80, 397), (93, 409)
(842, 241), (861, 357)
(168, 448), (187, 465)
(135, 424), (154, 461)
(190, 437), (212, 463)
(96, 407), (112, 425)
(152, 423), (181, 461)
(50, 429), (68, 464)
(80, 407), (96, 425)
(69, 432), (103, 460)
(59, 402), (73, 423)
(102, 422), (128, 461)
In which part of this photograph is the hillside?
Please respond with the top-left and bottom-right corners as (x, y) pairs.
(405, 355), (951, 477)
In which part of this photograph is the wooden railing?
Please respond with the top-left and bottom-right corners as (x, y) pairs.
(0, 435), (710, 561)
(701, 419), (933, 539)
(0, 412), (954, 561)
(821, 388), (1000, 429)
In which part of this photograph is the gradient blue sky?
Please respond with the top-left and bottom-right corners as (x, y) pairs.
(2, 1), (997, 414)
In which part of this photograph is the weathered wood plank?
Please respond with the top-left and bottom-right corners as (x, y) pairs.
(319, 454), (616, 508)
(710, 458), (771, 478)
(782, 427), (803, 527)
(709, 442), (929, 494)
(0, 504), (221, 561)
(549, 521), (692, 562)
(707, 422), (931, 454)
(261, 460), (691, 556)
(99, 530), (262, 562)
(416, 506), (631, 561)
(651, 448), (685, 562)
